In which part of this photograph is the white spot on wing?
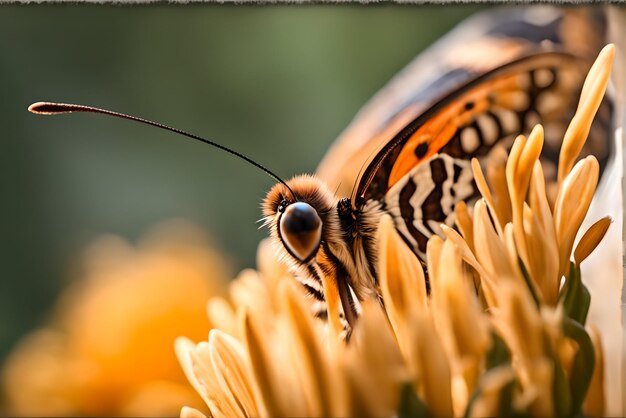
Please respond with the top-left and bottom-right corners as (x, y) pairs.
(492, 107), (519, 135)
(476, 114), (499, 145)
(533, 68), (555, 88)
(536, 91), (562, 115)
(461, 126), (480, 153)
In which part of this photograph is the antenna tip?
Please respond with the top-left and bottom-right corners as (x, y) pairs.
(28, 102), (74, 115)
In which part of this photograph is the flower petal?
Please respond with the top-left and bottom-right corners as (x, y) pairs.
(554, 157), (600, 277)
(573, 216), (612, 265)
(208, 330), (259, 417)
(558, 44), (615, 182)
(180, 406), (209, 418)
(378, 214), (428, 357)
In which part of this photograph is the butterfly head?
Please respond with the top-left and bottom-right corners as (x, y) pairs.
(264, 175), (337, 264)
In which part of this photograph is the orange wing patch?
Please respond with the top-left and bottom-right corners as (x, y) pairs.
(388, 74), (524, 188)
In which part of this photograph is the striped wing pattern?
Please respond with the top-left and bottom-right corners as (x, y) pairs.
(348, 52), (589, 259)
(384, 153), (474, 258)
(374, 54), (591, 257)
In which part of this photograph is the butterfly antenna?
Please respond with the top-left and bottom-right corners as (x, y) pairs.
(28, 102), (297, 201)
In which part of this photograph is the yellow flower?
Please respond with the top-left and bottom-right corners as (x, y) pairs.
(2, 221), (230, 417)
(177, 44), (619, 417)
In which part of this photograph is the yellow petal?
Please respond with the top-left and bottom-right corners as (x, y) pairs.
(472, 201), (519, 282)
(454, 201), (475, 252)
(558, 44), (615, 182)
(426, 235), (443, 288)
(208, 330), (259, 417)
(486, 145), (513, 225)
(471, 158), (503, 235)
(280, 280), (333, 417)
(343, 300), (408, 417)
(491, 281), (550, 413)
(528, 162), (555, 237)
(206, 297), (237, 338)
(441, 224), (486, 278)
(554, 157), (600, 277)
(523, 202), (559, 305)
(256, 237), (290, 285)
(228, 271), (270, 325)
(430, 240), (490, 403)
(436, 240), (490, 359)
(175, 337), (241, 418)
(573, 216), (612, 265)
(518, 126), (544, 182)
(507, 126), (544, 269)
(378, 214), (428, 356)
(411, 310), (455, 418)
(440, 224), (498, 308)
(241, 311), (276, 418)
(181, 406), (210, 418)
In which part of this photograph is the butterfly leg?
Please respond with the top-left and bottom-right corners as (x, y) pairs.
(335, 267), (358, 333)
(310, 256), (359, 340)
(309, 262), (344, 339)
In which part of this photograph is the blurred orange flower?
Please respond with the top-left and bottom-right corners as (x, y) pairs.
(2, 221), (230, 417)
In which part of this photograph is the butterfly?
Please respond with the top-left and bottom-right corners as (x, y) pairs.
(30, 7), (613, 337)
(260, 6), (613, 334)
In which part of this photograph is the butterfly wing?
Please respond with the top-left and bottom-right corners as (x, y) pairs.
(355, 51), (581, 203)
(356, 51), (593, 258)
(316, 6), (610, 200)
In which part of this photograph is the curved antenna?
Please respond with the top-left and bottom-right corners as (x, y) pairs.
(28, 102), (297, 201)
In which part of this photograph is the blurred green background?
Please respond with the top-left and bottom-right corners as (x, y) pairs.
(0, 5), (484, 364)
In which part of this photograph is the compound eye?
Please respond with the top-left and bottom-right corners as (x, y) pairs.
(279, 202), (322, 262)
